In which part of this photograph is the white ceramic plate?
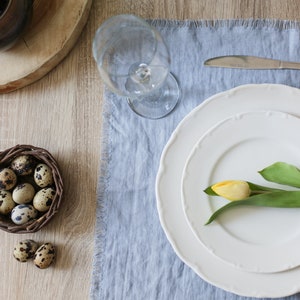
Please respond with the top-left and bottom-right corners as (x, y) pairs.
(182, 110), (300, 273)
(155, 84), (300, 298)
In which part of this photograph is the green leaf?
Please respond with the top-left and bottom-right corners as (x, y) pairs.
(203, 186), (218, 196)
(246, 181), (285, 194)
(259, 162), (300, 188)
(205, 190), (300, 225)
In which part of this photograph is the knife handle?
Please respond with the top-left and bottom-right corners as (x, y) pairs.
(280, 61), (300, 70)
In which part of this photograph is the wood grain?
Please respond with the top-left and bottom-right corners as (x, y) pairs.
(1, 0), (300, 299)
(0, 0), (92, 93)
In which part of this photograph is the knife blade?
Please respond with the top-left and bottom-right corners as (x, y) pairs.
(204, 55), (300, 70)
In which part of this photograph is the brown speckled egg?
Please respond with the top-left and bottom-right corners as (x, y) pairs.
(33, 187), (55, 212)
(0, 190), (15, 214)
(33, 243), (55, 269)
(11, 204), (38, 225)
(11, 155), (35, 176)
(12, 183), (35, 204)
(0, 168), (17, 190)
(34, 164), (53, 187)
(13, 239), (39, 262)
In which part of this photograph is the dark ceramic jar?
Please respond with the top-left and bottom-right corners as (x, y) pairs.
(0, 0), (33, 51)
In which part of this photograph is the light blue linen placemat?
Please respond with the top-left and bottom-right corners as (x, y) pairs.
(91, 19), (300, 300)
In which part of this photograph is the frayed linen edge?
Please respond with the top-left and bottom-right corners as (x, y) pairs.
(148, 18), (300, 30)
(89, 89), (113, 300)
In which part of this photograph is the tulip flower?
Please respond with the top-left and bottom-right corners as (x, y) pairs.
(210, 180), (250, 201)
(204, 180), (283, 200)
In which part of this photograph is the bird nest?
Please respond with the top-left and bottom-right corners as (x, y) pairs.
(0, 144), (63, 233)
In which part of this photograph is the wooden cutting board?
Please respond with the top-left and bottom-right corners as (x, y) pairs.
(0, 0), (92, 93)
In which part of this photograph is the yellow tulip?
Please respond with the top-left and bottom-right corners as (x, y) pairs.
(211, 180), (251, 201)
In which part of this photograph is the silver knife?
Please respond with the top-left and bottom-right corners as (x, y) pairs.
(204, 55), (300, 70)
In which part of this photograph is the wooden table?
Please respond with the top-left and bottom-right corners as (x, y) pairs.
(1, 1), (299, 299)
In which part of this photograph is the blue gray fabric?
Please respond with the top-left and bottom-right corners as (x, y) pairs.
(90, 19), (300, 300)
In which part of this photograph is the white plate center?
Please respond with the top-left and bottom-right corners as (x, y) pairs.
(210, 137), (300, 246)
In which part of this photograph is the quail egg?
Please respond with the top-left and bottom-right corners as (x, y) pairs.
(33, 187), (55, 212)
(13, 239), (39, 262)
(12, 183), (35, 204)
(0, 190), (15, 214)
(0, 168), (17, 190)
(11, 204), (38, 225)
(33, 243), (55, 269)
(34, 164), (53, 187)
(11, 155), (35, 176)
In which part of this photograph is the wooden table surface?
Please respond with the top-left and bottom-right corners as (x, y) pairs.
(1, 1), (299, 299)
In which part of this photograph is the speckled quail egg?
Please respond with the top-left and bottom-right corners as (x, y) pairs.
(11, 204), (38, 225)
(12, 183), (35, 204)
(11, 155), (35, 176)
(34, 164), (53, 187)
(0, 190), (15, 214)
(13, 239), (39, 262)
(33, 243), (55, 269)
(33, 187), (55, 212)
(0, 168), (17, 190)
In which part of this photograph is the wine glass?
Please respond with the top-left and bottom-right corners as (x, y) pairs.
(92, 14), (181, 119)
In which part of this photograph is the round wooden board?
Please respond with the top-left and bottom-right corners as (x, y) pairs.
(0, 0), (92, 93)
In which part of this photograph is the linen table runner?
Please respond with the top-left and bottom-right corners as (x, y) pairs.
(91, 19), (300, 300)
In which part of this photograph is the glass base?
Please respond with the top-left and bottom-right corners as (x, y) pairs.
(127, 73), (181, 119)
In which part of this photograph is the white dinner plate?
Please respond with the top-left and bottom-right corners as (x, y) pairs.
(182, 110), (300, 273)
(155, 84), (300, 298)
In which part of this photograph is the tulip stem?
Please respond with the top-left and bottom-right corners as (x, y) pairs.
(205, 191), (300, 225)
(250, 190), (272, 195)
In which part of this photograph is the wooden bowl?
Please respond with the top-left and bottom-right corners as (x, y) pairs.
(0, 0), (33, 51)
(0, 145), (63, 233)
